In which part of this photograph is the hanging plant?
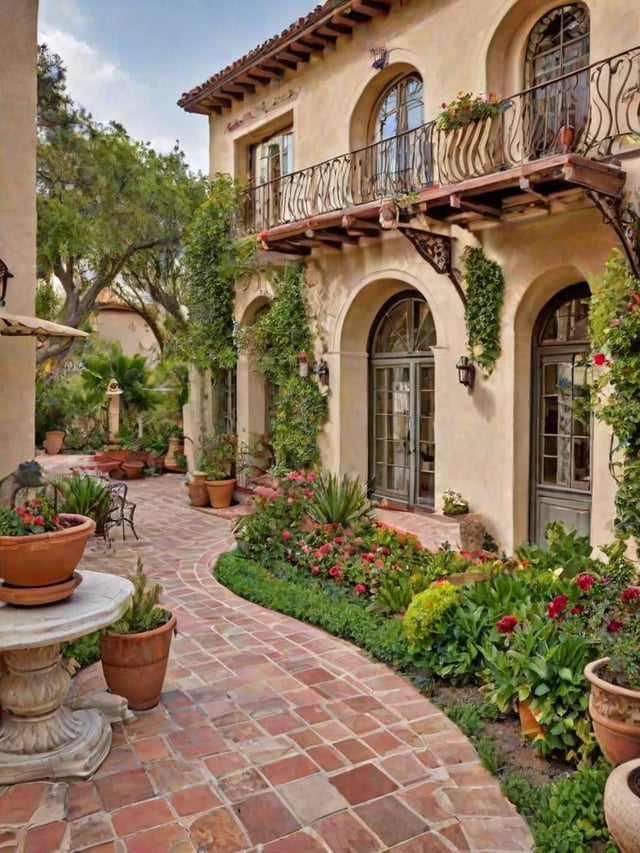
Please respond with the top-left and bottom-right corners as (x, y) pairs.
(589, 250), (640, 549)
(246, 262), (328, 470)
(180, 173), (256, 371)
(462, 245), (505, 373)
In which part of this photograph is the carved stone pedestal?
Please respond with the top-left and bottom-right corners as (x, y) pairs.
(0, 570), (133, 784)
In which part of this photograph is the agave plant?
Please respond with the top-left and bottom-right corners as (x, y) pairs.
(305, 472), (374, 528)
(54, 473), (110, 531)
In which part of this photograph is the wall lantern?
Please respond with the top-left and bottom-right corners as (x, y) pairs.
(456, 355), (475, 389)
(297, 350), (309, 379)
(370, 48), (389, 70)
(312, 359), (330, 388)
(0, 258), (14, 308)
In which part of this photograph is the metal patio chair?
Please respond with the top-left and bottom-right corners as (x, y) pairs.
(104, 481), (139, 543)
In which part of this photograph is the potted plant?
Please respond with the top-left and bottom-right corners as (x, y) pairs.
(0, 462), (95, 603)
(198, 432), (238, 508)
(442, 488), (469, 516)
(53, 472), (111, 537)
(436, 91), (506, 132)
(99, 559), (176, 710)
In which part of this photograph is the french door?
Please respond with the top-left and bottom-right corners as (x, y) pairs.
(371, 360), (435, 507)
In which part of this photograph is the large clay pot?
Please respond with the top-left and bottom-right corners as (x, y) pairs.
(187, 472), (209, 507)
(604, 758), (640, 852)
(0, 514), (95, 587)
(122, 461), (144, 480)
(584, 658), (640, 765)
(43, 430), (65, 455)
(100, 613), (177, 710)
(205, 478), (236, 509)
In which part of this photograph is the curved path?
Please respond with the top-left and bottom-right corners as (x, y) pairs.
(0, 473), (533, 852)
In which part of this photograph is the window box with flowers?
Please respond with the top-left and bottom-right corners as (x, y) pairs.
(436, 92), (511, 183)
(442, 488), (469, 516)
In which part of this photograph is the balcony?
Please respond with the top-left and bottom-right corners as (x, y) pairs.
(240, 46), (639, 254)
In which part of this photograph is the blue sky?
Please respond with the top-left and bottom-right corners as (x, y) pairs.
(38, 0), (317, 174)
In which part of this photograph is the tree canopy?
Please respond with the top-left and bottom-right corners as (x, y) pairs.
(36, 46), (206, 364)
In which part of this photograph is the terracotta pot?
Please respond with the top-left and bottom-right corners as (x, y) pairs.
(146, 452), (165, 470)
(100, 613), (177, 710)
(126, 451), (148, 464)
(205, 478), (236, 509)
(0, 514), (95, 587)
(92, 455), (122, 474)
(102, 447), (128, 463)
(584, 658), (640, 765)
(518, 699), (544, 740)
(43, 430), (65, 455)
(187, 472), (210, 507)
(122, 461), (145, 480)
(164, 437), (185, 472)
(604, 758), (640, 852)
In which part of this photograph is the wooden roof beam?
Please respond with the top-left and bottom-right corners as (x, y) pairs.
(351, 0), (392, 15)
(280, 45), (311, 62)
(310, 29), (338, 45)
(326, 20), (356, 35)
(297, 36), (326, 52)
(255, 64), (285, 79)
(271, 55), (297, 71)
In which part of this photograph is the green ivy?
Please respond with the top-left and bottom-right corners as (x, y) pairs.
(181, 173), (256, 371)
(589, 250), (640, 548)
(246, 262), (328, 469)
(462, 245), (505, 373)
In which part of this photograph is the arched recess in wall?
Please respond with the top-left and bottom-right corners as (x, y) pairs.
(511, 265), (590, 546)
(486, 1), (590, 157)
(237, 296), (276, 444)
(349, 64), (424, 201)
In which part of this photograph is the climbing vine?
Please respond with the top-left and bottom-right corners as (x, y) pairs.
(247, 263), (328, 470)
(180, 173), (256, 371)
(462, 246), (505, 373)
(589, 250), (640, 550)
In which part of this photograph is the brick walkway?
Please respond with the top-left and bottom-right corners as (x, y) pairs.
(0, 469), (533, 852)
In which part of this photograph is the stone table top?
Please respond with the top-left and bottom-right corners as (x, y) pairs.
(0, 570), (133, 650)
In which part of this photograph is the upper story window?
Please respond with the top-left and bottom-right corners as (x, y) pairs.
(373, 75), (424, 143)
(525, 5), (590, 154)
(250, 129), (293, 186)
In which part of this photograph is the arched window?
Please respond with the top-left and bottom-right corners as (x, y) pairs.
(525, 5), (590, 155)
(368, 75), (424, 197)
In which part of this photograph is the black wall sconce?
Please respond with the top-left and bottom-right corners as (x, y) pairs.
(0, 258), (14, 308)
(312, 359), (330, 388)
(456, 355), (475, 389)
(370, 48), (389, 70)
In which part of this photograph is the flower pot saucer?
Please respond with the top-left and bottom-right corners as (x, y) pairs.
(0, 572), (82, 607)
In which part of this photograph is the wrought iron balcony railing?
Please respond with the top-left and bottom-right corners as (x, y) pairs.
(241, 45), (640, 234)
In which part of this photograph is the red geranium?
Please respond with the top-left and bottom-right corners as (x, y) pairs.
(548, 595), (569, 620)
(496, 615), (519, 634)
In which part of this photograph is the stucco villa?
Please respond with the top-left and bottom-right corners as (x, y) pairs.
(179, 0), (639, 553)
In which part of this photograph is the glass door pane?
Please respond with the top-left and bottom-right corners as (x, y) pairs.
(417, 363), (435, 505)
(372, 365), (411, 498)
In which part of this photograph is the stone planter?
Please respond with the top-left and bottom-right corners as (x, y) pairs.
(164, 437), (186, 472)
(584, 658), (640, 765)
(187, 472), (210, 507)
(604, 758), (640, 852)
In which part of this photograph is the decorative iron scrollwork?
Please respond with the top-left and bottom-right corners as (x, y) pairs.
(584, 189), (640, 279)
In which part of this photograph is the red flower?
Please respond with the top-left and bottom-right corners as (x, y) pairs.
(354, 583), (366, 595)
(593, 353), (607, 366)
(310, 565), (320, 576)
(570, 606), (584, 615)
(333, 536), (344, 545)
(575, 572), (596, 592)
(282, 530), (292, 540)
(607, 619), (624, 633)
(548, 595), (569, 619)
(621, 586), (640, 604)
(33, 516), (46, 527)
(361, 553), (375, 563)
(329, 566), (342, 579)
(496, 615), (519, 634)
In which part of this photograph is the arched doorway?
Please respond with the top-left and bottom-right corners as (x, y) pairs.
(531, 284), (592, 543)
(369, 292), (436, 507)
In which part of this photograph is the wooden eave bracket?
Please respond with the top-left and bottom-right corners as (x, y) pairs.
(401, 228), (466, 308)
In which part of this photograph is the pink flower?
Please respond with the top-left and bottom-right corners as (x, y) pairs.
(548, 595), (569, 619)
(496, 615), (519, 634)
(575, 573), (596, 592)
(282, 530), (292, 540)
(607, 619), (624, 633)
(621, 586), (640, 604)
(329, 566), (342, 579)
(593, 353), (607, 366)
(310, 565), (320, 576)
(354, 583), (366, 595)
(361, 553), (375, 563)
(333, 536), (344, 545)
(306, 472), (316, 482)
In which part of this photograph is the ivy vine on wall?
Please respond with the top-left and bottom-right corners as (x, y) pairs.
(247, 262), (328, 470)
(462, 245), (505, 373)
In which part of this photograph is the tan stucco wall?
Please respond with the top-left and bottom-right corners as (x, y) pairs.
(0, 0), (38, 479)
(197, 0), (640, 553)
(96, 308), (160, 366)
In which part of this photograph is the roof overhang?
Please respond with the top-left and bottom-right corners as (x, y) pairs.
(0, 312), (89, 339)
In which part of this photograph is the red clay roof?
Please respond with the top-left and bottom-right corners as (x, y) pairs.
(178, 1), (400, 114)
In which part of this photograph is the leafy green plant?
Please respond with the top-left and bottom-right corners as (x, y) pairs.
(462, 245), (505, 373)
(305, 472), (374, 527)
(197, 432), (237, 480)
(437, 91), (504, 132)
(516, 521), (599, 579)
(442, 488), (468, 514)
(0, 496), (61, 536)
(403, 581), (460, 650)
(107, 559), (171, 634)
(54, 473), (110, 529)
(63, 630), (101, 668)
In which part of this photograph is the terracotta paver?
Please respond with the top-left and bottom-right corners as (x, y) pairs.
(0, 463), (534, 851)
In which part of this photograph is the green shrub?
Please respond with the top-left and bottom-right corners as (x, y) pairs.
(54, 473), (110, 529)
(403, 581), (460, 650)
(305, 472), (374, 527)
